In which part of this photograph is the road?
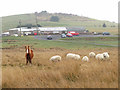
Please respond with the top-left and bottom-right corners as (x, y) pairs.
(34, 35), (118, 40)
(34, 35), (119, 47)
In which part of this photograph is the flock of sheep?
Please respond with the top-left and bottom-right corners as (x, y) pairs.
(49, 52), (110, 62)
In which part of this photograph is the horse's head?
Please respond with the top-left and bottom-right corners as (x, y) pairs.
(25, 46), (30, 54)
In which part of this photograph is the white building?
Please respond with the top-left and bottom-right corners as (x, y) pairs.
(2, 32), (10, 36)
(39, 27), (67, 34)
(9, 27), (36, 35)
(8, 27), (67, 35)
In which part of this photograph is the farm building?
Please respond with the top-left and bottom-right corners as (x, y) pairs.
(7, 26), (89, 36)
(9, 27), (36, 36)
(66, 27), (86, 33)
(8, 27), (67, 35)
(2, 32), (10, 36)
(39, 27), (67, 34)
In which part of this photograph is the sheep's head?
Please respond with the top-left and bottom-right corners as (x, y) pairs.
(103, 54), (106, 58)
(103, 53), (109, 59)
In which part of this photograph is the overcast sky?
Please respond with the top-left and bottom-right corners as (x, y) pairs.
(0, 0), (119, 23)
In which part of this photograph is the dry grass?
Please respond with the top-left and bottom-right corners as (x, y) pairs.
(2, 47), (118, 88)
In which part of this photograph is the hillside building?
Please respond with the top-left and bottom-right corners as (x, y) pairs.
(8, 27), (67, 35)
(7, 26), (88, 36)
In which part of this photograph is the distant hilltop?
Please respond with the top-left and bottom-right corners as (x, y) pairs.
(2, 11), (117, 31)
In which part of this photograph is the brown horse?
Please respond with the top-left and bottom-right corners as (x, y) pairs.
(25, 46), (34, 65)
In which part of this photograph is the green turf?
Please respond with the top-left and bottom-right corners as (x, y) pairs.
(2, 36), (118, 49)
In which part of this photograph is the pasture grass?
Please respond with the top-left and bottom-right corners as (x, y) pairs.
(61, 37), (118, 46)
(1, 13), (118, 88)
(87, 27), (118, 35)
(2, 47), (118, 88)
(2, 36), (118, 49)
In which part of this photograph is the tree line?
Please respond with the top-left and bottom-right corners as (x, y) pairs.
(16, 24), (42, 28)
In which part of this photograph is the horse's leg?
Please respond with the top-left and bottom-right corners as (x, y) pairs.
(26, 60), (28, 65)
(29, 59), (32, 64)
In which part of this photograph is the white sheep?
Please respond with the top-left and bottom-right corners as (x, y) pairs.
(89, 52), (96, 58)
(66, 53), (75, 59)
(82, 56), (89, 62)
(74, 54), (81, 60)
(96, 54), (104, 60)
(50, 55), (61, 62)
(66, 53), (80, 60)
(103, 52), (110, 60)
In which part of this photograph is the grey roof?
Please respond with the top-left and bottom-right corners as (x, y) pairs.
(66, 27), (86, 31)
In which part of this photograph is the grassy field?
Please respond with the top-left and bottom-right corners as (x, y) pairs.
(1, 11), (118, 88)
(2, 36), (118, 49)
(2, 36), (118, 88)
(2, 47), (118, 88)
(87, 27), (118, 35)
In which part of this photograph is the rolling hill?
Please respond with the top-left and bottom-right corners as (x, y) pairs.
(2, 11), (118, 34)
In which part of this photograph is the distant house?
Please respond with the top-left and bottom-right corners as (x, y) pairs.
(2, 32), (10, 36)
(9, 27), (35, 36)
(9, 28), (19, 35)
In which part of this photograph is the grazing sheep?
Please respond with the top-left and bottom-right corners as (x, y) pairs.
(66, 53), (80, 60)
(50, 55), (61, 62)
(66, 53), (75, 59)
(89, 52), (96, 58)
(96, 52), (110, 60)
(103, 52), (110, 60)
(74, 54), (81, 60)
(82, 56), (89, 62)
(96, 54), (104, 60)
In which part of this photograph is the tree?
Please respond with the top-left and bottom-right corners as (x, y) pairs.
(40, 11), (47, 14)
(16, 24), (42, 28)
(26, 24), (33, 28)
(37, 24), (42, 27)
(103, 23), (107, 27)
(50, 16), (59, 22)
(35, 12), (39, 16)
(35, 12), (38, 15)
